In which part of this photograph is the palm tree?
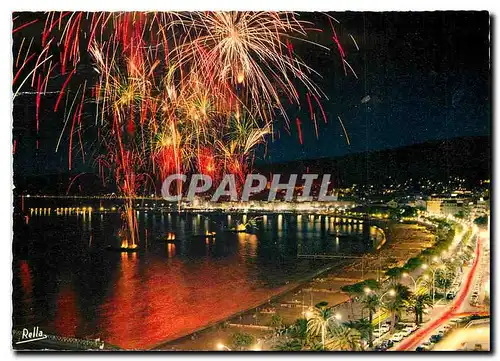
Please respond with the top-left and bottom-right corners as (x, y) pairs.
(228, 332), (255, 351)
(289, 318), (308, 339)
(385, 267), (403, 285)
(383, 284), (410, 331)
(273, 318), (309, 351)
(435, 270), (453, 296)
(306, 302), (339, 350)
(289, 318), (309, 347)
(414, 293), (433, 325)
(341, 279), (380, 319)
(273, 338), (303, 351)
(406, 292), (433, 325)
(270, 314), (284, 334)
(394, 283), (411, 300)
(361, 294), (379, 346)
(343, 319), (372, 345)
(325, 324), (363, 351)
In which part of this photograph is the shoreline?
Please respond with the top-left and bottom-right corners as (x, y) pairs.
(151, 219), (437, 351)
(148, 257), (354, 350)
(148, 219), (390, 350)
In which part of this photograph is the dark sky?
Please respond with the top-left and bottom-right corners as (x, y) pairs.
(263, 11), (491, 163)
(13, 11), (491, 175)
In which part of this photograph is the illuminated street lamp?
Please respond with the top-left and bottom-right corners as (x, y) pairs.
(421, 264), (445, 304)
(402, 272), (427, 293)
(364, 288), (396, 336)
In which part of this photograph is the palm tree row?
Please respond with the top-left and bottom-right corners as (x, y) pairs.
(274, 280), (434, 351)
(273, 218), (471, 351)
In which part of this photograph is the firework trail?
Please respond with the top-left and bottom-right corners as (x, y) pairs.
(337, 115), (351, 145)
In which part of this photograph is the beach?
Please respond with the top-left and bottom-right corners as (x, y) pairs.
(154, 221), (436, 350)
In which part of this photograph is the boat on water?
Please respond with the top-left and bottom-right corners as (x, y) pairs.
(226, 218), (259, 233)
(226, 223), (250, 233)
(192, 231), (216, 239)
(106, 239), (138, 252)
(157, 232), (177, 243)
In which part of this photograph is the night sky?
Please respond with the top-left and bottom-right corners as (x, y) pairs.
(264, 11), (491, 163)
(13, 11), (491, 175)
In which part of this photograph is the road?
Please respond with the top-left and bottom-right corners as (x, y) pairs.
(394, 232), (482, 351)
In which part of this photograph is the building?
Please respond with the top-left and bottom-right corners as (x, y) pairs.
(426, 197), (471, 217)
(426, 198), (442, 215)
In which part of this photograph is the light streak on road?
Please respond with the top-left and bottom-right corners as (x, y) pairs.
(394, 234), (482, 351)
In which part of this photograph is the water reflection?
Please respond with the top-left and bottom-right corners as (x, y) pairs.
(13, 209), (383, 349)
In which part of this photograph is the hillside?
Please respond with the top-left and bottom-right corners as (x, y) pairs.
(256, 136), (491, 187)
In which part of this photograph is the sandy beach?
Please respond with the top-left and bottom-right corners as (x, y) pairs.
(154, 220), (436, 351)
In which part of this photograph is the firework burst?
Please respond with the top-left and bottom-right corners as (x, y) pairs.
(12, 11), (353, 245)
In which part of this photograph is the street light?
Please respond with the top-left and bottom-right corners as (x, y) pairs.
(421, 264), (445, 304)
(402, 272), (427, 293)
(365, 288), (396, 337)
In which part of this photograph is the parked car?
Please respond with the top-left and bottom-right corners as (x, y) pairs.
(373, 328), (389, 336)
(400, 328), (412, 337)
(443, 324), (454, 331)
(380, 324), (390, 332)
(390, 333), (405, 342)
(416, 345), (429, 352)
(437, 328), (447, 336)
(374, 339), (394, 351)
(384, 340), (394, 349)
(406, 324), (418, 332)
(430, 334), (442, 343)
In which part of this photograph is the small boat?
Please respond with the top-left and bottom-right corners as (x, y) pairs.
(193, 231), (216, 239)
(226, 224), (249, 233)
(106, 239), (138, 252)
(106, 245), (138, 252)
(158, 232), (176, 243)
(226, 229), (248, 233)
